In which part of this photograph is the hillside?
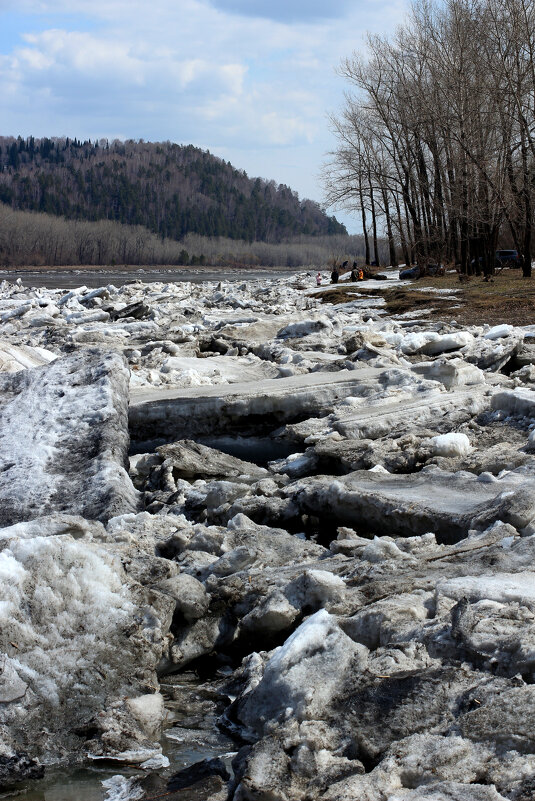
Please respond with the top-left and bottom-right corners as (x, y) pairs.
(0, 136), (346, 243)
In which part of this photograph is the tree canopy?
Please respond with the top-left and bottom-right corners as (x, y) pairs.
(0, 137), (346, 244)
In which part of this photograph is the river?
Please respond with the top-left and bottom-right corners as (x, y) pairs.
(0, 267), (298, 290)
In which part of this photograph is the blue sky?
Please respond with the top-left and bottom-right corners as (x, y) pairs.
(0, 0), (408, 233)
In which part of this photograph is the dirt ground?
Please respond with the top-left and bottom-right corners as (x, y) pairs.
(314, 269), (535, 327)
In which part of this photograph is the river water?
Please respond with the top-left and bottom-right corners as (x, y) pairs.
(0, 267), (298, 290)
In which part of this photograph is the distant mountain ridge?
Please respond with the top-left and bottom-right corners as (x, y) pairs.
(0, 136), (346, 242)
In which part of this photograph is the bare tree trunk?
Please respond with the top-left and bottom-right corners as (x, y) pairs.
(358, 172), (371, 265)
(368, 172), (379, 265)
(395, 192), (411, 265)
(382, 187), (398, 266)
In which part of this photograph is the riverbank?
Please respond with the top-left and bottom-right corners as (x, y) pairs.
(316, 269), (535, 327)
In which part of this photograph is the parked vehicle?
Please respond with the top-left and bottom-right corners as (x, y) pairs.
(495, 249), (521, 268)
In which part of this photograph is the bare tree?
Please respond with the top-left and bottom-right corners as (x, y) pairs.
(324, 0), (535, 277)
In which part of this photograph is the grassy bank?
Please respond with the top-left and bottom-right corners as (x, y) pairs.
(314, 271), (535, 327)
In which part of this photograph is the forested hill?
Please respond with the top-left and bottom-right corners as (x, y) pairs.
(0, 136), (346, 242)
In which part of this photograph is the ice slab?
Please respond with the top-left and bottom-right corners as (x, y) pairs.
(462, 330), (524, 371)
(333, 385), (491, 440)
(129, 367), (388, 440)
(0, 342), (57, 374)
(289, 468), (535, 543)
(491, 387), (535, 418)
(0, 349), (139, 526)
(156, 439), (269, 481)
(438, 572), (535, 607)
(411, 358), (485, 390)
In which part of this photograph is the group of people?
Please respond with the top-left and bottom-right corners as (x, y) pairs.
(316, 261), (366, 286)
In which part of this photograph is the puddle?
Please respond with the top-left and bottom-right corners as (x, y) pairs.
(130, 434), (298, 467)
(198, 435), (297, 466)
(3, 673), (235, 801)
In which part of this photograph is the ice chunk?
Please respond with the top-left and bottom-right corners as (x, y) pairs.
(484, 324), (514, 340)
(0, 524), (172, 765)
(238, 610), (367, 734)
(0, 350), (139, 526)
(126, 693), (164, 737)
(411, 358), (485, 390)
(400, 331), (473, 355)
(277, 316), (333, 339)
(102, 776), (144, 801)
(491, 387), (535, 418)
(430, 433), (472, 457)
(361, 537), (415, 563)
(438, 572), (535, 606)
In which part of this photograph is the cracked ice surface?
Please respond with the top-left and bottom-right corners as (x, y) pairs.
(2, 270), (535, 799)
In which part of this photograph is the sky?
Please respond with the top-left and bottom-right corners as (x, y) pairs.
(0, 0), (408, 233)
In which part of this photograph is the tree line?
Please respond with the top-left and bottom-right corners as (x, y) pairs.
(0, 137), (346, 244)
(324, 0), (535, 277)
(0, 203), (378, 269)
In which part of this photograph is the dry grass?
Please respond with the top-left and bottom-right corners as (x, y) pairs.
(313, 270), (535, 326)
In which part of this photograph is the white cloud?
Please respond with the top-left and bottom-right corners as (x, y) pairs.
(0, 0), (409, 224)
(18, 30), (147, 82)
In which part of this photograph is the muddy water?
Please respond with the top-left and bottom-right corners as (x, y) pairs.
(6, 673), (236, 801)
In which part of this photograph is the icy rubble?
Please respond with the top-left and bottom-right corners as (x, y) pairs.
(2, 271), (535, 799)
